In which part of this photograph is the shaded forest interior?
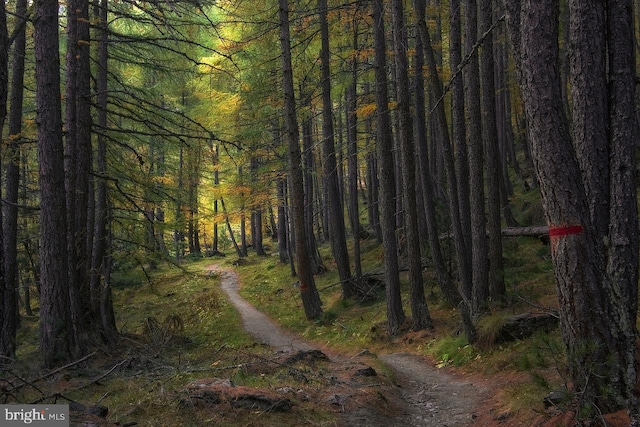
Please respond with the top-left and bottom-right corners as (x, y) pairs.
(0, 0), (639, 424)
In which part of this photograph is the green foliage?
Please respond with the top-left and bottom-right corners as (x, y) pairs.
(426, 335), (478, 367)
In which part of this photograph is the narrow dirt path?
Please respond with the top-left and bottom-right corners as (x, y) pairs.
(211, 265), (489, 426)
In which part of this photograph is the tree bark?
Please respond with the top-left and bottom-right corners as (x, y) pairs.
(392, 0), (432, 331)
(346, 23), (362, 278)
(2, 0), (25, 361)
(318, 0), (354, 296)
(419, 2), (476, 341)
(479, 0), (505, 303)
(509, 0), (639, 417)
(372, 0), (405, 335)
(301, 101), (324, 274)
(35, 0), (75, 367)
(92, 0), (116, 336)
(465, 0), (489, 315)
(606, 0), (640, 420)
(279, 0), (322, 320)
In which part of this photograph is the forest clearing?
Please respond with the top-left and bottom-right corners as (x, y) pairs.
(1, 0), (639, 425)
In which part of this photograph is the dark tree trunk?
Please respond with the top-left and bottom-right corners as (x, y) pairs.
(74, 0), (93, 334)
(92, 0), (116, 336)
(569, 0), (609, 252)
(464, 0), (489, 314)
(318, 0), (353, 296)
(391, 0), (432, 331)
(279, 0), (322, 320)
(421, 2), (476, 342)
(364, 94), (382, 241)
(250, 156), (266, 256)
(2, 0), (25, 361)
(346, 20), (362, 278)
(35, 0), (75, 367)
(175, 146), (185, 262)
(449, 0), (472, 298)
(606, 0), (640, 420)
(221, 198), (244, 259)
(479, 0), (505, 303)
(414, 0), (461, 307)
(276, 177), (289, 264)
(210, 143), (221, 255)
(65, 0), (91, 350)
(508, 0), (639, 418)
(372, 0), (405, 335)
(301, 103), (324, 274)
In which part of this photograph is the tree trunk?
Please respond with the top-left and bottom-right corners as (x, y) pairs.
(318, 0), (353, 297)
(221, 198), (244, 259)
(414, 0), (461, 307)
(35, 0), (75, 367)
(74, 0), (93, 334)
(364, 95), (381, 242)
(276, 177), (289, 264)
(391, 0), (432, 331)
(301, 103), (324, 274)
(346, 21), (362, 278)
(606, 0), (640, 420)
(450, 0), (472, 275)
(465, 0), (489, 315)
(479, 0), (505, 303)
(508, 0), (639, 417)
(372, 0), (405, 335)
(569, 0), (609, 252)
(92, 0), (116, 337)
(278, 0), (322, 320)
(2, 0), (26, 361)
(421, 1), (476, 342)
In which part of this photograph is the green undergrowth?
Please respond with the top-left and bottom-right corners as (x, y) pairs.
(232, 235), (565, 419)
(3, 263), (339, 427)
(4, 233), (565, 425)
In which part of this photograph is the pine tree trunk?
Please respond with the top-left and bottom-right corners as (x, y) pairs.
(301, 106), (324, 274)
(509, 0), (639, 417)
(391, 0), (432, 330)
(465, 0), (489, 314)
(276, 177), (289, 264)
(414, 0), (461, 307)
(372, 0), (405, 335)
(279, 0), (322, 320)
(421, 1), (476, 342)
(479, 0), (505, 303)
(35, 0), (75, 367)
(318, 0), (353, 296)
(1, 0), (25, 361)
(346, 34), (362, 278)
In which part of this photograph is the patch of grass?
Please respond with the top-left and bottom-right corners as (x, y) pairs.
(5, 259), (340, 427)
(425, 335), (479, 367)
(235, 254), (389, 354)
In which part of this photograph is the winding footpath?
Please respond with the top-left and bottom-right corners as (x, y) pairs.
(210, 265), (488, 426)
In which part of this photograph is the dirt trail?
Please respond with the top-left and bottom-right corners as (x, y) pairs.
(211, 265), (488, 426)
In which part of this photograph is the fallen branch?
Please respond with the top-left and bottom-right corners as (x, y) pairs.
(7, 352), (96, 394)
(439, 225), (549, 240)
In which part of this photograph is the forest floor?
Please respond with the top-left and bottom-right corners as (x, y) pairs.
(208, 265), (628, 427)
(213, 264), (487, 426)
(209, 264), (633, 427)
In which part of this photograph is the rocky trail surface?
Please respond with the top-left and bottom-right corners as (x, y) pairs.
(211, 265), (490, 426)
